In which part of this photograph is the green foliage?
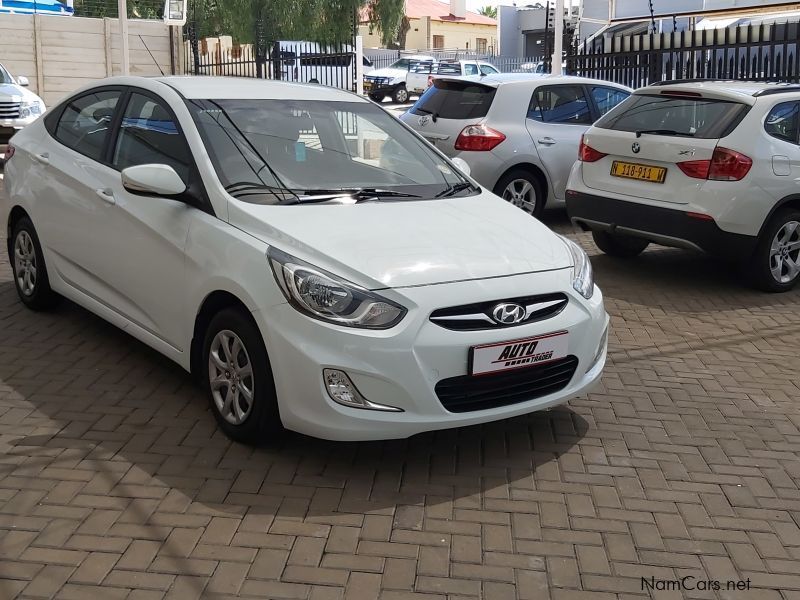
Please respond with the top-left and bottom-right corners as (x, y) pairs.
(72, 0), (165, 19)
(477, 5), (496, 19)
(366, 0), (406, 47)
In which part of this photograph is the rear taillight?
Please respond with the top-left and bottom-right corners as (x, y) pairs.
(578, 134), (607, 162)
(454, 124), (506, 151)
(677, 147), (752, 181)
(3, 144), (14, 161)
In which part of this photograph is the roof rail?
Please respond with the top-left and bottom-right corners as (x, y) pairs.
(650, 79), (739, 86)
(752, 85), (800, 97)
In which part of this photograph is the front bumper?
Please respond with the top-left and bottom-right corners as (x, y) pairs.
(363, 80), (398, 95)
(566, 190), (758, 260)
(253, 268), (608, 441)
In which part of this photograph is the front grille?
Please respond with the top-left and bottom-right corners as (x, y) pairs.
(0, 101), (21, 119)
(435, 355), (578, 413)
(430, 293), (568, 331)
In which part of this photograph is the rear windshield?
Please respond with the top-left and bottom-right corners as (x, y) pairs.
(409, 80), (496, 120)
(595, 94), (748, 139)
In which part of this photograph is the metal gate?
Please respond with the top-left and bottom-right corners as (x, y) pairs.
(568, 21), (800, 88)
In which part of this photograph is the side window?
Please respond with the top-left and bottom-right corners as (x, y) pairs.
(112, 92), (192, 182)
(54, 90), (121, 161)
(591, 86), (630, 116)
(480, 64), (499, 75)
(765, 101), (800, 144)
(464, 64), (479, 76)
(527, 85), (592, 125)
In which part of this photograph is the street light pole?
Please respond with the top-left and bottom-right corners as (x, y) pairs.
(118, 0), (130, 75)
(551, 0), (563, 75)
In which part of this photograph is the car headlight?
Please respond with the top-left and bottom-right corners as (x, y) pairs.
(268, 247), (407, 329)
(20, 99), (44, 118)
(558, 235), (594, 299)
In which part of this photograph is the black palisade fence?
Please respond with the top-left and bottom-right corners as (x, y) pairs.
(567, 21), (800, 88)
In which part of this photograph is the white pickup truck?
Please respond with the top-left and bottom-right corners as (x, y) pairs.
(405, 60), (501, 96)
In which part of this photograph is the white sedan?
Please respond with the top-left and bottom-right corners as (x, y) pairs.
(2, 76), (608, 442)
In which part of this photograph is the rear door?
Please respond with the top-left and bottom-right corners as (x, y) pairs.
(525, 84), (594, 199)
(401, 79), (497, 156)
(580, 92), (748, 204)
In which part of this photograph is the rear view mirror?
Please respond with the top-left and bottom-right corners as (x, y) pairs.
(451, 157), (471, 177)
(17, 76), (29, 87)
(121, 164), (186, 197)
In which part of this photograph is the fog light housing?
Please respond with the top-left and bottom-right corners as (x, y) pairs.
(588, 325), (608, 372)
(323, 369), (403, 412)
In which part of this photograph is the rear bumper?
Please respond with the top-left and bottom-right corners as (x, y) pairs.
(566, 190), (758, 260)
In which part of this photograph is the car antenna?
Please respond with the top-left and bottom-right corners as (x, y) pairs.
(139, 34), (165, 76)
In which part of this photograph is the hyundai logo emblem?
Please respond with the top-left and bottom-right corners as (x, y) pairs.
(491, 303), (526, 325)
(631, 142), (641, 154)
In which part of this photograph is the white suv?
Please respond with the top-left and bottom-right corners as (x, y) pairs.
(566, 80), (800, 292)
(0, 62), (46, 150)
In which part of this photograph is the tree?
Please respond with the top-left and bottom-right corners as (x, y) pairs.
(365, 0), (407, 48)
(477, 5), (497, 19)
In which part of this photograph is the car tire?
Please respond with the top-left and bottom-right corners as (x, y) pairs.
(391, 84), (409, 104)
(9, 216), (61, 310)
(203, 308), (283, 444)
(591, 230), (649, 258)
(745, 208), (800, 292)
(494, 169), (545, 219)
(368, 93), (384, 102)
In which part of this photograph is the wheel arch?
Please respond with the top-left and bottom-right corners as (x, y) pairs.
(757, 195), (800, 239)
(6, 206), (31, 254)
(493, 162), (550, 199)
(190, 290), (255, 379)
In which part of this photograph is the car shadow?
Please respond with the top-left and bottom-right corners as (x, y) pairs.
(0, 274), (589, 594)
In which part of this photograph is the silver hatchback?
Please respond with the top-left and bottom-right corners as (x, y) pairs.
(399, 74), (631, 217)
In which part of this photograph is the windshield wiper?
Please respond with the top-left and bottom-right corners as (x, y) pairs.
(435, 182), (477, 198)
(635, 129), (696, 138)
(224, 182), (298, 201)
(288, 188), (422, 204)
(414, 107), (439, 122)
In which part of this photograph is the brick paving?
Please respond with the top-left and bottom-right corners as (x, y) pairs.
(2, 172), (800, 599)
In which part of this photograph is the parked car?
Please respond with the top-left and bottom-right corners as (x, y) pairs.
(0, 62), (46, 149)
(566, 80), (800, 292)
(363, 54), (435, 103)
(406, 59), (500, 96)
(400, 74), (631, 217)
(275, 41), (357, 90)
(3, 76), (609, 442)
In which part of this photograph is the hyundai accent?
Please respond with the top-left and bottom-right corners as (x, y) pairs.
(3, 76), (608, 442)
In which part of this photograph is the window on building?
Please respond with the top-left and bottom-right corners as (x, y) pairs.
(432, 35), (445, 49)
(476, 38), (487, 53)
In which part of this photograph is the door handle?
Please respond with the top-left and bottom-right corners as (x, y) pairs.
(95, 188), (115, 204)
(33, 152), (50, 164)
(537, 137), (556, 146)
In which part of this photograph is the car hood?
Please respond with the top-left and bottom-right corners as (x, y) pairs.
(229, 192), (573, 289)
(365, 68), (406, 80)
(0, 83), (41, 104)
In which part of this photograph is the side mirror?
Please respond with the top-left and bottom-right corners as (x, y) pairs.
(121, 164), (186, 197)
(451, 157), (471, 177)
(17, 76), (29, 87)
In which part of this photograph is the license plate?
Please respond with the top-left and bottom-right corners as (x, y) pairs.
(611, 161), (666, 183)
(470, 331), (569, 376)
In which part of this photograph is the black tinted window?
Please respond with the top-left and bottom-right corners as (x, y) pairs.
(55, 90), (121, 161)
(591, 86), (630, 116)
(765, 101), (800, 143)
(409, 80), (496, 120)
(112, 93), (192, 181)
(596, 94), (748, 139)
(528, 85), (592, 124)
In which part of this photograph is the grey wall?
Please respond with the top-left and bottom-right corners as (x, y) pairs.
(498, 5), (522, 57)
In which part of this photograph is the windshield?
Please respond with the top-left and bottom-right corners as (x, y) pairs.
(186, 98), (474, 204)
(595, 94), (749, 139)
(0, 64), (13, 84)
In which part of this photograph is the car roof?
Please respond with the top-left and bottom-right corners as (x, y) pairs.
(638, 80), (800, 104)
(433, 73), (631, 89)
(154, 76), (365, 102)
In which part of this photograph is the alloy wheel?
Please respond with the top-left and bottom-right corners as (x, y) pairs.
(769, 220), (800, 284)
(502, 179), (537, 214)
(13, 230), (37, 297)
(208, 329), (255, 425)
